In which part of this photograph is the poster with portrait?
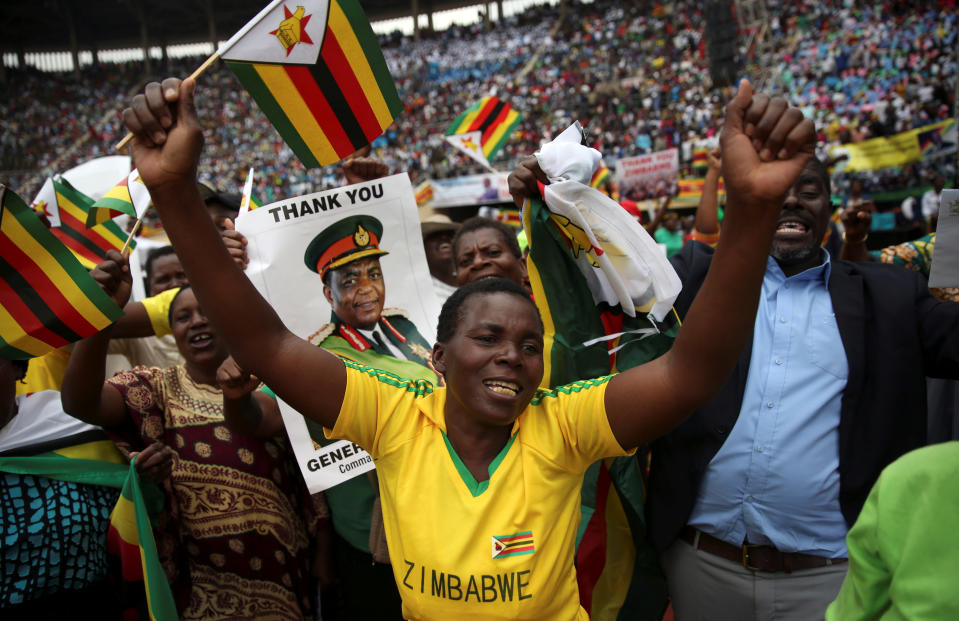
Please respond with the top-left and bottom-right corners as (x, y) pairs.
(236, 173), (441, 492)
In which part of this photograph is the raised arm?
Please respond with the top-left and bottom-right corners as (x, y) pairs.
(839, 202), (874, 262)
(693, 147), (722, 240)
(121, 77), (345, 429)
(643, 194), (671, 233)
(604, 80), (816, 447)
(61, 251), (134, 427)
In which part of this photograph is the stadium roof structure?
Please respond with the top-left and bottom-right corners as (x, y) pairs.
(0, 0), (499, 56)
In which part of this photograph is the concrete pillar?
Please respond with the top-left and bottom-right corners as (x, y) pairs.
(134, 0), (151, 73)
(412, 0), (420, 42)
(205, 0), (217, 49)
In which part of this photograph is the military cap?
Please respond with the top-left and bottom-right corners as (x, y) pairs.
(304, 214), (389, 279)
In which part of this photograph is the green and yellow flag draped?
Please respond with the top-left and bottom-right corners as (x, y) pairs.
(221, 0), (403, 168)
(524, 195), (676, 621)
(0, 437), (176, 620)
(0, 186), (124, 359)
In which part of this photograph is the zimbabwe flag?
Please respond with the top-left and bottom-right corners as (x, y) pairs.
(32, 177), (133, 269)
(0, 186), (123, 359)
(590, 161), (611, 188)
(221, 0), (403, 168)
(108, 459), (179, 621)
(88, 169), (153, 227)
(524, 190), (678, 620)
(446, 97), (522, 162)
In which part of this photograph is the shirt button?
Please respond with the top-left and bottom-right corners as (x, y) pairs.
(766, 401), (774, 408)
(784, 283), (790, 289)
(780, 316), (787, 323)
(775, 358), (783, 365)
(756, 446), (765, 453)
(746, 495), (754, 502)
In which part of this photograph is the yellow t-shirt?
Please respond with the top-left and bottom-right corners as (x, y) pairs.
(328, 360), (633, 620)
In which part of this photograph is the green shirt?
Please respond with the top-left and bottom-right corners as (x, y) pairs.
(826, 442), (959, 620)
(654, 227), (684, 258)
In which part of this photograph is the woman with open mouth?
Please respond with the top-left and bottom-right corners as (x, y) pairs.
(61, 279), (322, 620)
(119, 75), (814, 619)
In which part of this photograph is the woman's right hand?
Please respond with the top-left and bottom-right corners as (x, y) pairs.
(122, 77), (204, 195)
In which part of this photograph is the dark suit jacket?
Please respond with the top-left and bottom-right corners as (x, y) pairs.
(646, 242), (959, 553)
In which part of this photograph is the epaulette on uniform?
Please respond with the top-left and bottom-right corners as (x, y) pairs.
(381, 307), (410, 319)
(307, 323), (336, 346)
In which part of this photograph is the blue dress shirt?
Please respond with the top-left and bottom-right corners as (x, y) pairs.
(687, 251), (849, 558)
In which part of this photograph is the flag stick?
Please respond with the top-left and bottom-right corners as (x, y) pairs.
(114, 52), (221, 152)
(121, 218), (142, 257)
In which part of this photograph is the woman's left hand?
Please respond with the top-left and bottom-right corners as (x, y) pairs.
(217, 355), (261, 400)
(132, 441), (175, 483)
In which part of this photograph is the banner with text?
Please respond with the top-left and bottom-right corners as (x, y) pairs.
(236, 174), (441, 492)
(426, 172), (512, 208)
(615, 149), (679, 201)
(829, 119), (956, 173)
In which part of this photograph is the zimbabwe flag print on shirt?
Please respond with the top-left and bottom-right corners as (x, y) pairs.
(491, 531), (534, 558)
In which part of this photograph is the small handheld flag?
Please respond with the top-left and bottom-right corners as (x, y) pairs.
(88, 169), (153, 227)
(590, 161), (610, 188)
(238, 168), (255, 218)
(31, 177), (134, 269)
(0, 186), (124, 359)
(220, 0), (403, 168)
(445, 97), (522, 168)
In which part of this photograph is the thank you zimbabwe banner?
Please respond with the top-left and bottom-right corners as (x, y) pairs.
(236, 174), (441, 492)
(615, 149), (679, 200)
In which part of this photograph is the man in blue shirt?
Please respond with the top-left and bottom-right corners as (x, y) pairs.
(648, 156), (959, 619)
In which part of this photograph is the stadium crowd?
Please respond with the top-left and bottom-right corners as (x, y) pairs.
(2, 0), (955, 203)
(3, 1), (959, 620)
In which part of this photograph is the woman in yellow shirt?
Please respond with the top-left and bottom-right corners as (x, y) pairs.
(120, 76), (814, 619)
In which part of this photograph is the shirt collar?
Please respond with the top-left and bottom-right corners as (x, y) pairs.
(766, 247), (832, 288)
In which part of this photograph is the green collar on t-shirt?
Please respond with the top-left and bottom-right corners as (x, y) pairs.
(441, 432), (516, 497)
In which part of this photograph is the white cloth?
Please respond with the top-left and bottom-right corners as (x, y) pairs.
(922, 190), (942, 220)
(431, 276), (457, 307)
(0, 391), (100, 453)
(532, 123), (682, 321)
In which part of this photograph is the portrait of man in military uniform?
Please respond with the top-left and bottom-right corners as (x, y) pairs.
(303, 214), (437, 383)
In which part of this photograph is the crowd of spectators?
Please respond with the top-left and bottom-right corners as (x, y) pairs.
(1, 0), (956, 207)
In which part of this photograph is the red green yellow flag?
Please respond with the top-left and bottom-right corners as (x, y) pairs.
(88, 169), (153, 227)
(445, 96), (522, 162)
(590, 161), (611, 188)
(0, 186), (124, 360)
(523, 193), (676, 620)
(220, 0), (403, 168)
(31, 177), (133, 269)
(108, 459), (180, 621)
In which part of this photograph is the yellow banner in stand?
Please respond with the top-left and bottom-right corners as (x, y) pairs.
(829, 119), (955, 172)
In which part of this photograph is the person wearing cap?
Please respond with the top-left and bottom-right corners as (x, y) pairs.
(197, 182), (241, 231)
(420, 213), (461, 306)
(304, 214), (435, 372)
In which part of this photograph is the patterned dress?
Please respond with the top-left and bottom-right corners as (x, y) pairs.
(106, 366), (316, 620)
(878, 233), (959, 302)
